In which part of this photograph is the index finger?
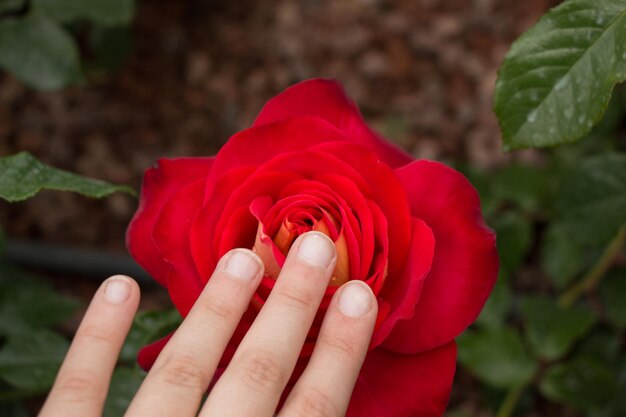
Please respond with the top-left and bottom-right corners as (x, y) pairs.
(39, 275), (140, 417)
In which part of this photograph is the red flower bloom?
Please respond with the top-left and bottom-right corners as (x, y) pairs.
(127, 79), (498, 417)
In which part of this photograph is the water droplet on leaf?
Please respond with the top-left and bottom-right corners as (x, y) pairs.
(555, 76), (569, 91)
(564, 108), (573, 119)
(530, 91), (539, 101)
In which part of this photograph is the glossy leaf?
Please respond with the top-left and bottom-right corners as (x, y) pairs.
(0, 14), (80, 90)
(33, 0), (134, 25)
(0, 329), (69, 391)
(494, 0), (626, 150)
(520, 296), (596, 360)
(540, 356), (616, 409)
(0, 152), (135, 202)
(599, 268), (626, 328)
(457, 327), (538, 389)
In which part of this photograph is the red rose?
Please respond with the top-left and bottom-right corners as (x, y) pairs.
(127, 79), (498, 417)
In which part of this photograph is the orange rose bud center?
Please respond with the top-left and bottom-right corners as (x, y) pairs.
(253, 207), (350, 286)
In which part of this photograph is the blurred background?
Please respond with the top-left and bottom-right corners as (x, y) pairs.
(2, 0), (626, 416)
(0, 0), (559, 249)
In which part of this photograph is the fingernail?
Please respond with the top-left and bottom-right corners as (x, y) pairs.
(224, 249), (263, 281)
(104, 277), (131, 305)
(338, 282), (373, 318)
(296, 232), (335, 269)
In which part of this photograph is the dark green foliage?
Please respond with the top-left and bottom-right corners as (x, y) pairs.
(540, 356), (616, 410)
(0, 264), (78, 336)
(0, 0), (136, 90)
(103, 367), (145, 417)
(468, 0), (626, 414)
(0, 14), (80, 90)
(599, 268), (626, 328)
(520, 296), (596, 360)
(457, 328), (538, 388)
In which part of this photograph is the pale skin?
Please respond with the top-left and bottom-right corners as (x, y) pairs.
(39, 231), (378, 417)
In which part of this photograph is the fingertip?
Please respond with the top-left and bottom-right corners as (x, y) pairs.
(293, 231), (337, 270)
(221, 248), (265, 282)
(336, 281), (377, 319)
(102, 275), (140, 305)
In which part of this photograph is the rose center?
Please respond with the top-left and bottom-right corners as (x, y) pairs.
(252, 204), (350, 286)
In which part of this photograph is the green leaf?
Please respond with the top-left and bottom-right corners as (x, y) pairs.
(33, 0), (134, 26)
(589, 357), (626, 417)
(0, 152), (136, 202)
(0, 262), (79, 336)
(0, 0), (26, 14)
(457, 327), (538, 388)
(493, 212), (533, 273)
(541, 223), (584, 289)
(476, 273), (512, 328)
(492, 164), (550, 212)
(0, 226), (5, 255)
(103, 367), (145, 417)
(0, 402), (30, 417)
(445, 410), (473, 417)
(0, 14), (81, 90)
(494, 0), (626, 150)
(89, 26), (133, 73)
(599, 268), (626, 328)
(540, 356), (616, 410)
(520, 296), (596, 360)
(575, 328), (621, 363)
(0, 329), (69, 391)
(119, 309), (181, 364)
(553, 153), (626, 244)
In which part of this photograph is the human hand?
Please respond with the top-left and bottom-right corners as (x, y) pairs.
(39, 231), (378, 417)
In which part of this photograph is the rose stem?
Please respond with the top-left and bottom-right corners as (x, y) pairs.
(558, 224), (626, 308)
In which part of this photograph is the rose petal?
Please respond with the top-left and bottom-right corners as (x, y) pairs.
(127, 158), (213, 286)
(205, 116), (349, 196)
(252, 222), (284, 279)
(311, 142), (412, 278)
(137, 332), (173, 371)
(347, 343), (457, 417)
(252, 78), (413, 168)
(153, 179), (207, 316)
(362, 200), (389, 296)
(211, 170), (303, 262)
(189, 166), (257, 280)
(372, 218), (434, 348)
(384, 161), (498, 353)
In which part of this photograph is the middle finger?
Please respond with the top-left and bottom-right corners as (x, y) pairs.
(200, 231), (336, 417)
